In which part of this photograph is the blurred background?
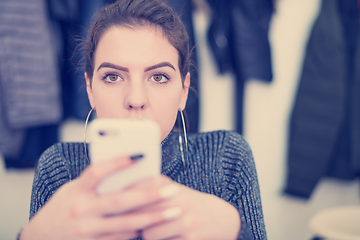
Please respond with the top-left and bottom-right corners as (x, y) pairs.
(1, 0), (360, 239)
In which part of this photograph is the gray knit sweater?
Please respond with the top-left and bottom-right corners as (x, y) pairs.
(29, 130), (266, 239)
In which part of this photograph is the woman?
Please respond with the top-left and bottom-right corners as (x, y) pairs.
(19, 0), (266, 239)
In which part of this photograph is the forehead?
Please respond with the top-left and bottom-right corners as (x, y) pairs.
(94, 26), (179, 70)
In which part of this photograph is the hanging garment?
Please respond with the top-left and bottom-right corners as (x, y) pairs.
(4, 124), (58, 168)
(206, 0), (273, 133)
(285, 0), (360, 199)
(2, 0), (119, 169)
(46, 0), (111, 121)
(0, 0), (61, 163)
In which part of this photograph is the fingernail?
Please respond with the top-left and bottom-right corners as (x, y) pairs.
(130, 154), (144, 161)
(159, 185), (179, 199)
(162, 207), (182, 220)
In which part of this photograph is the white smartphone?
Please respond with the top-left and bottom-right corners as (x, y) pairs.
(88, 118), (161, 195)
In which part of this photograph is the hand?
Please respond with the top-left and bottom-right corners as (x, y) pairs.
(20, 156), (179, 240)
(137, 176), (241, 240)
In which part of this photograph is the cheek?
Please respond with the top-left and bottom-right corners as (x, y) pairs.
(151, 90), (182, 141)
(92, 87), (123, 117)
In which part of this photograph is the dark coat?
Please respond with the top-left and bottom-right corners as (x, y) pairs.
(206, 0), (273, 132)
(284, 0), (360, 199)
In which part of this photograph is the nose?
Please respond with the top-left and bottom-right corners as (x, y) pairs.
(124, 82), (148, 110)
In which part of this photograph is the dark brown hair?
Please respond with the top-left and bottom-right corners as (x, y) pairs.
(84, 0), (190, 83)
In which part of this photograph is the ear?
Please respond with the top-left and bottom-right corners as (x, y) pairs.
(178, 72), (190, 111)
(85, 72), (96, 109)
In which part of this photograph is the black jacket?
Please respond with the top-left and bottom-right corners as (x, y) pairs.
(285, 0), (360, 199)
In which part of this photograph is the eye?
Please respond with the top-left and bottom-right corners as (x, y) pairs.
(149, 73), (169, 83)
(103, 73), (123, 83)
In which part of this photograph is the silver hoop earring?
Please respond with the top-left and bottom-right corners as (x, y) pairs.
(84, 108), (94, 160)
(178, 110), (188, 168)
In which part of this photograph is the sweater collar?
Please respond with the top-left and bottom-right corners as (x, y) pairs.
(160, 129), (185, 178)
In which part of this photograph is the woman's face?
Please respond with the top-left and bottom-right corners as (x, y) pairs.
(86, 26), (190, 141)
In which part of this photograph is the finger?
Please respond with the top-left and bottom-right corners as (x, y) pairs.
(142, 222), (182, 240)
(94, 231), (140, 240)
(77, 155), (137, 191)
(124, 176), (161, 190)
(78, 184), (180, 216)
(166, 237), (182, 240)
(142, 212), (186, 240)
(128, 175), (173, 189)
(80, 207), (182, 235)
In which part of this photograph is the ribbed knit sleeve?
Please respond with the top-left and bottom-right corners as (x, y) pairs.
(29, 143), (68, 219)
(220, 131), (266, 240)
(167, 131), (266, 239)
(29, 142), (88, 219)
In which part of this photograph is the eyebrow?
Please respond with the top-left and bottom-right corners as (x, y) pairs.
(97, 62), (129, 72)
(97, 62), (176, 72)
(144, 62), (176, 72)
